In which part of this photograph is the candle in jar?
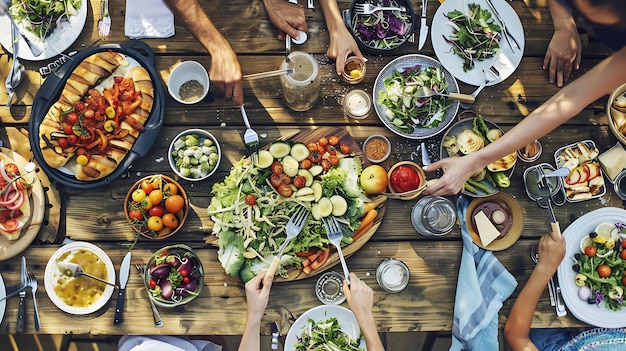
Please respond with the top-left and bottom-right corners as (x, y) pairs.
(343, 90), (372, 119)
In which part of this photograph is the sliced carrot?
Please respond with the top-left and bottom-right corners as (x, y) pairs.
(309, 247), (331, 271)
(302, 266), (312, 275)
(355, 209), (377, 233)
(352, 221), (373, 241)
(362, 196), (386, 216)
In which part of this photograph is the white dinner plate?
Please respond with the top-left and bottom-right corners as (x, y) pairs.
(0, 273), (6, 325)
(431, 0), (525, 86)
(557, 207), (626, 328)
(285, 305), (367, 350)
(0, 0), (87, 61)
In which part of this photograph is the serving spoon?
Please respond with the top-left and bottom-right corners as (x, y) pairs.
(409, 85), (476, 104)
(57, 262), (119, 288)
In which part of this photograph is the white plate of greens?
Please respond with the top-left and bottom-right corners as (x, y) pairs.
(285, 305), (366, 350)
(0, 0), (87, 61)
(431, 0), (525, 86)
(373, 54), (460, 139)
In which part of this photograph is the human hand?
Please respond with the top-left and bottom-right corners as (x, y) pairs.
(326, 26), (365, 75)
(208, 47), (244, 106)
(244, 271), (273, 319)
(537, 231), (566, 273)
(263, 0), (307, 40)
(543, 27), (582, 87)
(343, 273), (374, 321)
(422, 156), (483, 196)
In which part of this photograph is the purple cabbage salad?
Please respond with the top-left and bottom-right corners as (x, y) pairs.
(352, 0), (412, 50)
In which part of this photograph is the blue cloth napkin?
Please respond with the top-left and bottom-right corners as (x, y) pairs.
(450, 196), (518, 351)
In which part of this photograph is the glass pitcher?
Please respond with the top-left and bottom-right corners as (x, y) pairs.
(280, 51), (321, 111)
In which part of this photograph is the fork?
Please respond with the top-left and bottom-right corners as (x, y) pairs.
(460, 69), (488, 110)
(134, 260), (164, 328)
(536, 168), (562, 237)
(240, 105), (260, 165)
(266, 206), (309, 276)
(98, 0), (111, 38)
(57, 262), (119, 288)
(25, 268), (40, 331)
(323, 216), (351, 284)
(353, 3), (405, 15)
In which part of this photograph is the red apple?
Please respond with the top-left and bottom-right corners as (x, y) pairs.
(360, 165), (388, 195)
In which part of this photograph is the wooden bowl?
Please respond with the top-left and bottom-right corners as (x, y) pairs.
(124, 175), (188, 240)
(607, 83), (626, 145)
(386, 161), (427, 200)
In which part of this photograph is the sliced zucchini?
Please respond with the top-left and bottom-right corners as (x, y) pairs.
(317, 197), (333, 218)
(311, 203), (321, 220)
(282, 155), (299, 177)
(298, 169), (314, 186)
(269, 141), (291, 159)
(311, 181), (323, 202)
(330, 195), (348, 217)
(290, 143), (310, 162)
(296, 194), (316, 202)
(296, 187), (314, 197)
(309, 165), (323, 177)
(256, 150), (274, 169)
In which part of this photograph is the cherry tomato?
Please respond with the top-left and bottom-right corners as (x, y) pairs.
(321, 159), (331, 171)
(140, 197), (154, 211)
(3, 218), (19, 232)
(622, 240), (626, 249)
(163, 183), (178, 196)
(339, 143), (350, 154)
(147, 216), (164, 231)
(57, 138), (68, 148)
(83, 109), (95, 118)
(622, 277), (626, 286)
(141, 180), (154, 194)
(300, 159), (312, 170)
(162, 213), (179, 229)
(128, 209), (144, 221)
(149, 205), (165, 218)
(277, 184), (293, 197)
(74, 102), (86, 112)
(318, 137), (328, 147)
(325, 145), (337, 155)
(621, 250), (626, 260)
(149, 279), (157, 289)
(270, 174), (282, 188)
(316, 144), (326, 154)
(165, 195), (185, 213)
(66, 111), (79, 124)
(308, 151), (322, 163)
(584, 245), (597, 257)
(271, 161), (283, 175)
(598, 264), (612, 278)
(67, 134), (78, 145)
(63, 124), (74, 135)
(306, 143), (318, 152)
(180, 269), (188, 277)
(131, 189), (147, 202)
(278, 173), (291, 185)
(245, 194), (256, 206)
(329, 154), (340, 166)
(293, 176), (306, 189)
(150, 176), (162, 190)
(183, 277), (190, 284)
(149, 189), (163, 205)
(4, 163), (19, 175)
(328, 135), (339, 146)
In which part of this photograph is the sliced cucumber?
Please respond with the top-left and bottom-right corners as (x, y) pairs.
(296, 187), (314, 197)
(269, 141), (291, 159)
(256, 150), (274, 169)
(311, 181), (323, 202)
(282, 155), (299, 177)
(318, 197), (333, 218)
(311, 203), (321, 220)
(309, 165), (323, 177)
(296, 194), (316, 202)
(298, 169), (314, 186)
(290, 143), (310, 162)
(330, 195), (348, 217)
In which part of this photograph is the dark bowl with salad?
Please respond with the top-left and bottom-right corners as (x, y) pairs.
(144, 244), (204, 308)
(342, 0), (417, 55)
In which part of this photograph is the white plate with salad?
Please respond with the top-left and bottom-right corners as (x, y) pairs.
(431, 0), (525, 86)
(557, 207), (626, 328)
(285, 305), (366, 350)
(0, 0), (87, 61)
(373, 54), (460, 139)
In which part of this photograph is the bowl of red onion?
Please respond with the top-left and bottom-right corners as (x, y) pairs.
(144, 244), (204, 308)
(342, 0), (417, 55)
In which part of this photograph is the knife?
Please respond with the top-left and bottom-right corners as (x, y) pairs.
(16, 256), (27, 334)
(113, 252), (131, 325)
(418, 0), (428, 50)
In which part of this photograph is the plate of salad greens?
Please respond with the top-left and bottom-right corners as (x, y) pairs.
(558, 207), (626, 327)
(286, 305), (366, 350)
(0, 0), (87, 61)
(373, 54), (460, 139)
(431, 0), (524, 86)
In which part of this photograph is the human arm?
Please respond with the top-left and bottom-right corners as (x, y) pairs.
(343, 273), (385, 351)
(238, 272), (273, 351)
(262, 0), (307, 40)
(319, 0), (366, 75)
(162, 0), (243, 105)
(423, 47), (626, 196)
(504, 231), (566, 351)
(543, 0), (582, 87)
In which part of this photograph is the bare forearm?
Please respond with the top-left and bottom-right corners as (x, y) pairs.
(547, 0), (577, 32)
(238, 311), (263, 351)
(355, 315), (385, 351)
(319, 0), (344, 32)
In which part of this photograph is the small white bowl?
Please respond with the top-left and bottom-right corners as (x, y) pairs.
(168, 61), (210, 104)
(363, 135), (391, 163)
(169, 129), (221, 181)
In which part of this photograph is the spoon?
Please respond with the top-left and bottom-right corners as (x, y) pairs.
(57, 262), (119, 288)
(408, 85), (476, 104)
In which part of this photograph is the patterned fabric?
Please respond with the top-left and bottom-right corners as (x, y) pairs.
(559, 328), (626, 351)
(450, 196), (518, 351)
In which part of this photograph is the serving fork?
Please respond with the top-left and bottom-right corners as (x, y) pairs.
(266, 206), (309, 276)
(26, 268), (40, 331)
(98, 0), (111, 38)
(323, 216), (351, 284)
(353, 3), (406, 15)
(57, 262), (119, 288)
(484, 0), (520, 51)
(134, 260), (164, 328)
(240, 105), (260, 165)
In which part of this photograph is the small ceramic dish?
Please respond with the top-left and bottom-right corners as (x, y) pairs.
(386, 161), (427, 200)
(363, 135), (391, 163)
(466, 192), (523, 251)
(168, 129), (221, 181)
(168, 61), (210, 104)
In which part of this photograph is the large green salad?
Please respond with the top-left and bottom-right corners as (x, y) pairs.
(378, 64), (452, 134)
(294, 317), (363, 351)
(10, 0), (83, 39)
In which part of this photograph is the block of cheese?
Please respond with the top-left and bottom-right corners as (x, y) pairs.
(598, 143), (626, 181)
(474, 210), (501, 247)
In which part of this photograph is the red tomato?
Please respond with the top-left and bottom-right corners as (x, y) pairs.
(4, 163), (19, 175)
(67, 134), (78, 144)
(390, 165), (421, 193)
(318, 137), (328, 147)
(325, 145), (337, 155)
(183, 277), (190, 284)
(141, 180), (154, 194)
(245, 194), (256, 206)
(3, 218), (19, 232)
(271, 161), (283, 175)
(57, 138), (68, 148)
(621, 250), (626, 260)
(128, 209), (144, 221)
(328, 135), (339, 146)
(66, 112), (79, 124)
(293, 176), (306, 189)
(165, 195), (185, 213)
(149, 205), (165, 218)
(63, 124), (74, 135)
(180, 270), (188, 277)
(339, 143), (350, 154)
(328, 154), (339, 166)
(622, 240), (626, 249)
(598, 264), (612, 278)
(149, 279), (157, 289)
(584, 246), (597, 257)
(300, 159), (312, 170)
(74, 102), (86, 112)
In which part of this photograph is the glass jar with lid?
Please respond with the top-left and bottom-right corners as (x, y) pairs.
(280, 51), (321, 111)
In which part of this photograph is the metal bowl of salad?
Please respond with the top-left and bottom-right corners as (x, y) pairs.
(342, 0), (417, 55)
(373, 54), (460, 139)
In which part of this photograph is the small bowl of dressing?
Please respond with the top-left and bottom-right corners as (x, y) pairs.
(363, 135), (391, 163)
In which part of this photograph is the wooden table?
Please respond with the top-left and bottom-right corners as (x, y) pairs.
(0, 0), (622, 337)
